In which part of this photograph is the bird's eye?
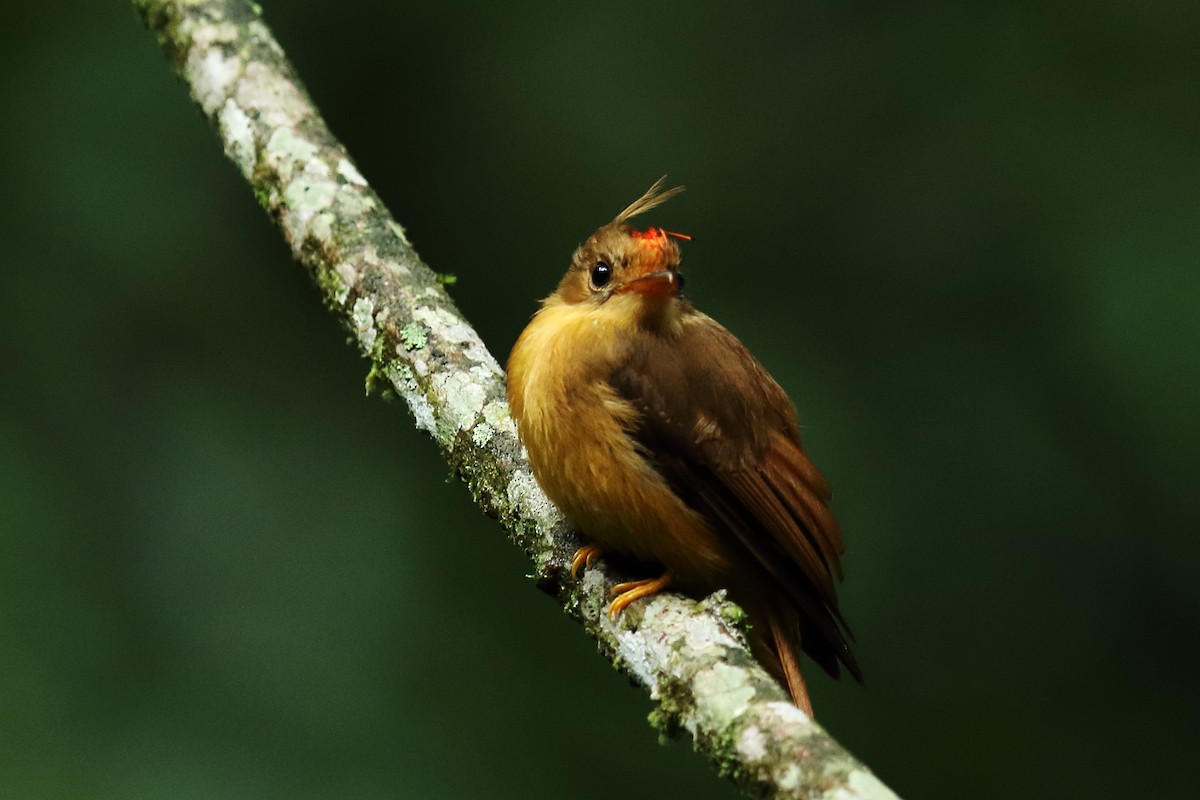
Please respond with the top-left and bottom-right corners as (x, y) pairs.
(590, 261), (612, 289)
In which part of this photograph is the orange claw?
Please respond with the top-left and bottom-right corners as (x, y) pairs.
(570, 545), (604, 578)
(608, 570), (673, 618)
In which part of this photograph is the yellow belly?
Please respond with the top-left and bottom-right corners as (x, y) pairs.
(507, 301), (730, 583)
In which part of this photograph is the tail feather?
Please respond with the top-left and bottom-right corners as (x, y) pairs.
(766, 603), (814, 717)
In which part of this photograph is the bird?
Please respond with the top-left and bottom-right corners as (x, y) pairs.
(506, 178), (859, 715)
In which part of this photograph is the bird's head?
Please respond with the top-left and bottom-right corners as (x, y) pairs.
(552, 179), (692, 320)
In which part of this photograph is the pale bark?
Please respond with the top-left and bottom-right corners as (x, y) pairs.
(133, 2), (900, 797)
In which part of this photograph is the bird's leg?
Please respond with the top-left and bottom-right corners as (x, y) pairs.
(608, 570), (673, 618)
(570, 544), (604, 578)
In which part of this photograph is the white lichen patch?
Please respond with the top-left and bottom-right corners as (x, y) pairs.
(189, 46), (241, 115)
(682, 612), (739, 655)
(471, 422), (494, 447)
(265, 127), (319, 183)
(615, 628), (658, 694)
(235, 62), (311, 128)
(637, 600), (699, 664)
(412, 307), (500, 371)
(482, 400), (518, 439)
(468, 364), (497, 387)
(737, 725), (768, 762)
(310, 212), (334, 245)
(335, 186), (375, 218)
(764, 700), (811, 727)
(693, 662), (756, 731)
(404, 390), (436, 435)
(282, 176), (338, 243)
(217, 100), (256, 178)
(775, 764), (803, 793)
(505, 469), (560, 539)
(430, 371), (488, 438)
(301, 157), (333, 179)
(351, 297), (377, 352)
(337, 158), (367, 186)
(406, 397), (437, 436)
(614, 596), (716, 696)
(332, 262), (358, 305)
(384, 364), (435, 434)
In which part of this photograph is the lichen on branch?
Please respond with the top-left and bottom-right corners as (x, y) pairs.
(133, 2), (899, 797)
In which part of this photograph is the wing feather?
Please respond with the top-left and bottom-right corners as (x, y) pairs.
(761, 435), (845, 579)
(609, 314), (860, 682)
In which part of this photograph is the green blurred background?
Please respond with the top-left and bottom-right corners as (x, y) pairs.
(2, 1), (1197, 797)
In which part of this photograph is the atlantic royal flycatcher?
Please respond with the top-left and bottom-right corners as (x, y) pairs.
(506, 179), (860, 715)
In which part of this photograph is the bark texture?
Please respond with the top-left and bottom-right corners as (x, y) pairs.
(134, 2), (900, 798)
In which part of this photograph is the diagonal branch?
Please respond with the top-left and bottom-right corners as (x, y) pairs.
(133, 2), (899, 797)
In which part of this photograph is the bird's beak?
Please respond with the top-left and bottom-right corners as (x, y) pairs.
(619, 269), (680, 299)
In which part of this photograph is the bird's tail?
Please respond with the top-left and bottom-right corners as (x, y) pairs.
(758, 602), (814, 717)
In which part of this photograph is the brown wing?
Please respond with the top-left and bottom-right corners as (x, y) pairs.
(609, 314), (861, 682)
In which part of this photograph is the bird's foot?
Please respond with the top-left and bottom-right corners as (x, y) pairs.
(570, 544), (604, 578)
(608, 570), (673, 619)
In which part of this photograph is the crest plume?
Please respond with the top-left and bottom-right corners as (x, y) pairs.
(614, 176), (685, 224)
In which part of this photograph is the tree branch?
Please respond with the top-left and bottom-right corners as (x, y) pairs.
(133, 2), (899, 797)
